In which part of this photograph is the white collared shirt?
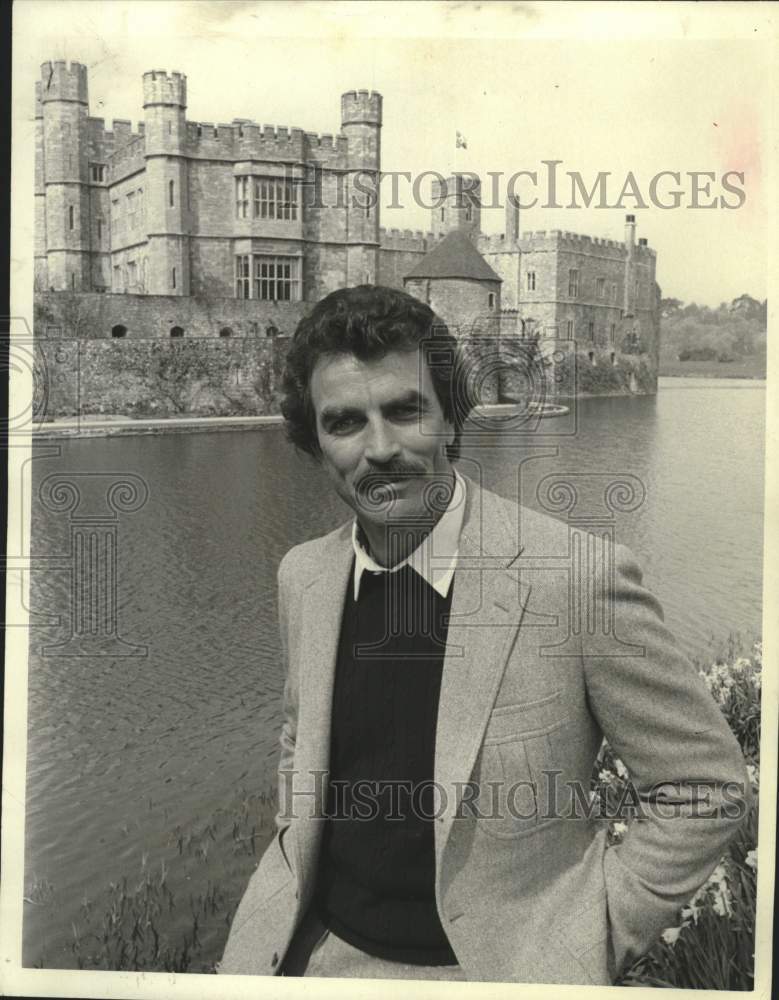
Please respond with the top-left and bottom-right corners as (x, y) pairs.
(351, 467), (467, 601)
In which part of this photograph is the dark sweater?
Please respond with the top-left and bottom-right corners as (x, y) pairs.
(313, 561), (458, 965)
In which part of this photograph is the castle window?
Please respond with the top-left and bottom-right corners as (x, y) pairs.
(488, 292), (495, 310)
(219, 327), (233, 337)
(568, 269), (579, 297)
(68, 205), (74, 230)
(167, 122), (172, 135)
(596, 277), (605, 299)
(235, 177), (249, 219)
(170, 326), (184, 338)
(171, 267), (176, 289)
(610, 352), (616, 366)
(254, 178), (299, 221)
(89, 163), (106, 184)
(526, 271), (536, 292)
(70, 273), (75, 290)
(137, 188), (145, 224)
(112, 265), (122, 292)
(127, 260), (137, 289)
(611, 283), (618, 303)
(610, 323), (616, 342)
(111, 324), (127, 338)
(126, 191), (136, 230)
(588, 321), (594, 339)
(235, 255), (250, 298)
(588, 351), (595, 364)
(97, 217), (103, 242)
(566, 320), (574, 338)
(169, 180), (175, 207)
(253, 255), (300, 301)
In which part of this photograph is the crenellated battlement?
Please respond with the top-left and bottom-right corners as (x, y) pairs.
(379, 227), (436, 252)
(341, 89), (383, 126)
(179, 118), (349, 163)
(40, 60), (88, 104)
(518, 229), (627, 255)
(142, 69), (187, 108)
(478, 233), (511, 253)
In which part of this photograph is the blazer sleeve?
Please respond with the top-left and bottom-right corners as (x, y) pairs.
(274, 554), (299, 836)
(581, 542), (753, 976)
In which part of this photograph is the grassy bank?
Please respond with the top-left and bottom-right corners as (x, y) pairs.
(27, 635), (762, 984)
(659, 357), (766, 379)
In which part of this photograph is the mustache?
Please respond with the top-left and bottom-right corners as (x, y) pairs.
(356, 464), (427, 487)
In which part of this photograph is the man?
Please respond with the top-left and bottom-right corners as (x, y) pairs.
(220, 285), (751, 984)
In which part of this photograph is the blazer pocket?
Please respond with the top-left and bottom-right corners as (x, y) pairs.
(473, 691), (567, 840)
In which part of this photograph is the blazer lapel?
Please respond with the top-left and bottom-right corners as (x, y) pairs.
(433, 476), (532, 875)
(291, 528), (353, 902)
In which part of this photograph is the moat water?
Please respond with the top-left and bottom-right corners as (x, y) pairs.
(23, 377), (766, 969)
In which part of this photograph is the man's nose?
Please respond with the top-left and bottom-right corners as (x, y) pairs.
(364, 419), (401, 464)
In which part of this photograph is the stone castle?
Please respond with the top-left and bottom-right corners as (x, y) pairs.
(34, 60), (661, 414)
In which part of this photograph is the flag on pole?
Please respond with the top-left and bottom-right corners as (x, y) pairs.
(455, 131), (468, 149)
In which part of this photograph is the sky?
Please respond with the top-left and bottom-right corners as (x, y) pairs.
(12, 0), (776, 306)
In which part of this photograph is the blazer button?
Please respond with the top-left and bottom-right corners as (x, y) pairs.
(271, 952), (279, 968)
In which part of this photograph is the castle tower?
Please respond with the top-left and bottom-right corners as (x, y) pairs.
(143, 70), (189, 296)
(40, 61), (90, 290)
(34, 80), (47, 289)
(431, 174), (482, 240)
(341, 90), (382, 285)
(623, 213), (636, 317)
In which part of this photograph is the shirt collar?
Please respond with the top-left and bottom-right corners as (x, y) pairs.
(351, 467), (467, 601)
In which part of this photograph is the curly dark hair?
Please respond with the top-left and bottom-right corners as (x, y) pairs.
(280, 284), (474, 461)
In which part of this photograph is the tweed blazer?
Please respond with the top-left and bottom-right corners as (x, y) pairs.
(220, 471), (751, 984)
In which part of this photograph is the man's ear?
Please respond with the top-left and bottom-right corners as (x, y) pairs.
(446, 420), (455, 448)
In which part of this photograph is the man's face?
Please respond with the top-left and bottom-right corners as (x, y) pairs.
(310, 347), (455, 531)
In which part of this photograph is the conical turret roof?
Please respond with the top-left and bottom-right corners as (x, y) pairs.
(404, 230), (501, 282)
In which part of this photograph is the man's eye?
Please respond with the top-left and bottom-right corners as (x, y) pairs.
(392, 406), (420, 421)
(329, 417), (361, 434)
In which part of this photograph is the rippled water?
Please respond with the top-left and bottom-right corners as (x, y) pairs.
(23, 377), (765, 968)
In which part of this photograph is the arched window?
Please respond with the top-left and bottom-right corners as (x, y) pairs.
(610, 352), (616, 366)
(587, 350), (595, 364)
(68, 205), (74, 230)
(487, 292), (495, 310)
(169, 179), (175, 207)
(219, 327), (233, 338)
(111, 324), (127, 338)
(170, 326), (184, 338)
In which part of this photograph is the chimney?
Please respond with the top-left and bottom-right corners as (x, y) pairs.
(506, 192), (520, 245)
(623, 215), (636, 317)
(624, 214), (636, 251)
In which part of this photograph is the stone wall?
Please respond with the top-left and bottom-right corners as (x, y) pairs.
(35, 291), (308, 340)
(35, 333), (291, 419)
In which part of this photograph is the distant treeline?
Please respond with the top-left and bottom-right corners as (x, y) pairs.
(661, 295), (767, 364)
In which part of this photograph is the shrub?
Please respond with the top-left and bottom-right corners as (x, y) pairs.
(591, 636), (762, 989)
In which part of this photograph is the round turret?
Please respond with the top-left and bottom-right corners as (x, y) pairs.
(39, 60), (88, 105)
(143, 70), (187, 109)
(341, 90), (383, 127)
